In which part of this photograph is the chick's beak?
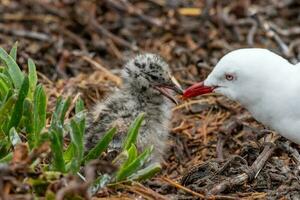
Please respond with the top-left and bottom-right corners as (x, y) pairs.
(183, 81), (214, 99)
(169, 75), (184, 95)
(154, 76), (183, 104)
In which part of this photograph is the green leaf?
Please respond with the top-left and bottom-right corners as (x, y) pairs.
(53, 96), (71, 125)
(122, 144), (138, 168)
(39, 132), (50, 146)
(89, 174), (111, 195)
(9, 127), (21, 146)
(123, 113), (145, 150)
(68, 119), (84, 173)
(50, 130), (65, 172)
(59, 97), (71, 124)
(75, 98), (84, 114)
(0, 89), (12, 110)
(0, 74), (13, 102)
(0, 77), (9, 98)
(0, 47), (23, 89)
(0, 152), (12, 163)
(63, 143), (74, 163)
(128, 162), (161, 181)
(23, 99), (34, 149)
(0, 72), (11, 99)
(8, 76), (29, 129)
(0, 74), (13, 89)
(49, 97), (74, 172)
(0, 139), (11, 159)
(114, 144), (138, 175)
(50, 97), (62, 128)
(33, 84), (47, 146)
(9, 42), (18, 61)
(116, 146), (153, 182)
(49, 97), (70, 172)
(28, 58), (37, 99)
(82, 127), (116, 164)
(1, 88), (12, 102)
(72, 110), (86, 141)
(0, 94), (17, 126)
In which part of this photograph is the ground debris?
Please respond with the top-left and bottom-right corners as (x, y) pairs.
(1, 0), (300, 199)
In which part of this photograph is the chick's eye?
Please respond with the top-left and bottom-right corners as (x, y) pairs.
(149, 74), (158, 80)
(225, 74), (234, 81)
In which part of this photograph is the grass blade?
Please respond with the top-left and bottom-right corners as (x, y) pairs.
(8, 76), (29, 129)
(73, 109), (85, 140)
(53, 96), (71, 125)
(83, 127), (116, 164)
(89, 174), (111, 195)
(0, 139), (10, 159)
(113, 144), (138, 175)
(0, 94), (17, 127)
(28, 58), (37, 99)
(0, 74), (12, 89)
(50, 130), (65, 172)
(0, 47), (23, 89)
(116, 146), (153, 182)
(75, 98), (84, 113)
(68, 119), (84, 173)
(9, 42), (18, 61)
(33, 84), (47, 145)
(123, 113), (145, 150)
(0, 152), (12, 163)
(23, 99), (34, 149)
(0, 77), (9, 98)
(128, 162), (161, 181)
(60, 97), (71, 124)
(0, 71), (11, 99)
(122, 144), (138, 168)
(63, 143), (74, 164)
(49, 97), (71, 172)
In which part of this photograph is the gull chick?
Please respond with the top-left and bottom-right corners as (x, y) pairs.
(85, 53), (182, 161)
(183, 48), (300, 144)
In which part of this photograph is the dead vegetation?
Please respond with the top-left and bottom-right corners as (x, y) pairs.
(0, 0), (300, 199)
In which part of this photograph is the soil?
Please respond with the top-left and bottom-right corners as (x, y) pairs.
(1, 0), (300, 199)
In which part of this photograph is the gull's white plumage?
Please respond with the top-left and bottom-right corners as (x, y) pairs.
(191, 48), (300, 144)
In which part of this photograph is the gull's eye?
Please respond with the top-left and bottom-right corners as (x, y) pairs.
(225, 74), (234, 81)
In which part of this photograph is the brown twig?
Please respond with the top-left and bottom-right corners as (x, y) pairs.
(79, 55), (122, 86)
(278, 141), (300, 165)
(161, 177), (206, 199)
(90, 19), (139, 51)
(62, 28), (88, 52)
(216, 134), (226, 160)
(236, 18), (258, 46)
(124, 182), (169, 200)
(105, 0), (164, 28)
(208, 141), (276, 195)
(0, 24), (51, 41)
(256, 16), (290, 57)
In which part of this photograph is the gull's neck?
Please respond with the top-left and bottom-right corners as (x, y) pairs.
(240, 62), (300, 143)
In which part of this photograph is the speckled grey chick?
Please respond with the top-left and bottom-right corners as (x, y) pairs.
(85, 53), (182, 162)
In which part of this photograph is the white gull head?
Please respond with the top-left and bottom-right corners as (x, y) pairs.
(184, 48), (300, 144)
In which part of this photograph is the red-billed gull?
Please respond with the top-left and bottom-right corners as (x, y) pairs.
(183, 48), (300, 144)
